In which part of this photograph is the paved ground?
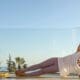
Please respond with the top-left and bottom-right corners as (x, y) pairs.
(0, 75), (79, 80)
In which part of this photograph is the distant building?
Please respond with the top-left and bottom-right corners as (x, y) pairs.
(0, 67), (8, 72)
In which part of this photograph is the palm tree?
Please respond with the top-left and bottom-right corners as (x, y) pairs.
(20, 58), (25, 68)
(15, 57), (26, 70)
(15, 57), (21, 70)
(23, 64), (27, 69)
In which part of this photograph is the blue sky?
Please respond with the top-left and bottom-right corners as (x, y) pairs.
(0, 0), (80, 28)
(0, 0), (80, 66)
(0, 28), (80, 66)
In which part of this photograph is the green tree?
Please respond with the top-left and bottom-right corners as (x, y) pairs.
(23, 64), (27, 69)
(7, 54), (16, 72)
(7, 54), (13, 72)
(20, 58), (25, 67)
(15, 57), (21, 70)
(11, 61), (16, 72)
(15, 57), (27, 70)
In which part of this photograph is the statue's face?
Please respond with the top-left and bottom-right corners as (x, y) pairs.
(77, 57), (80, 67)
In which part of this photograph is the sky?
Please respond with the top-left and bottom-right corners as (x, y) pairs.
(0, 0), (80, 66)
(0, 0), (80, 29)
(0, 28), (80, 66)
